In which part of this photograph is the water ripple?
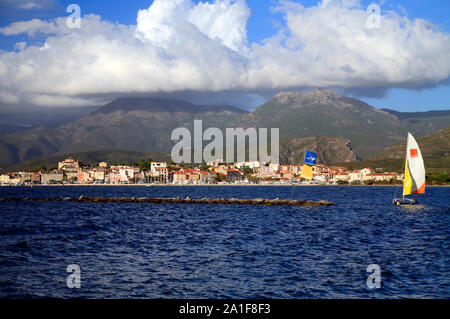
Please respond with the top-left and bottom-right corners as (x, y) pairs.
(0, 185), (449, 298)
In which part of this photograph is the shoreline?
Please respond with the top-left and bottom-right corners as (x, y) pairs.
(2, 183), (448, 187)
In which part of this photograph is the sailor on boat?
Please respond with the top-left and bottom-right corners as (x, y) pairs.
(393, 198), (417, 205)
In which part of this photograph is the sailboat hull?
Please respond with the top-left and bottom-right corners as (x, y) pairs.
(393, 198), (418, 205)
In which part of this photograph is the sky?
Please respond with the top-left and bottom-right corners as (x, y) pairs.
(0, 0), (449, 112)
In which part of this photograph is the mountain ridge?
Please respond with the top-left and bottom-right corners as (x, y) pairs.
(381, 108), (450, 120)
(240, 89), (406, 157)
(92, 97), (247, 115)
(0, 89), (449, 168)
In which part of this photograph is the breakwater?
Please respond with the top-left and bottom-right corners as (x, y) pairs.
(0, 196), (334, 206)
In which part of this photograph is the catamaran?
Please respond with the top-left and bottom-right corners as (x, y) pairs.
(393, 133), (425, 205)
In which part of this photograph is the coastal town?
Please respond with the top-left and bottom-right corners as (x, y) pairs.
(0, 157), (403, 186)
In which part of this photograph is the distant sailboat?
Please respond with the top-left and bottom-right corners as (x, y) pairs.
(393, 133), (425, 205)
(300, 150), (317, 181)
(290, 150), (317, 199)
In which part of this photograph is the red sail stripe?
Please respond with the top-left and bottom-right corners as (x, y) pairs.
(412, 181), (426, 194)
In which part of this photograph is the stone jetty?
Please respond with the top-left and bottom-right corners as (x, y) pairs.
(0, 196), (333, 206)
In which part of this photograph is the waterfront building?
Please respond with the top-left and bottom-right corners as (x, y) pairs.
(235, 161), (263, 170)
(206, 159), (224, 167)
(226, 169), (241, 180)
(152, 167), (168, 182)
(363, 172), (398, 182)
(58, 158), (80, 171)
(151, 162), (167, 173)
(119, 167), (134, 183)
(41, 171), (64, 184)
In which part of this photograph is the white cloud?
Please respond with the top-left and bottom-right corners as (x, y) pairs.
(0, 18), (66, 36)
(260, 1), (450, 90)
(0, 0), (58, 13)
(136, 0), (250, 53)
(0, 0), (449, 108)
(14, 41), (27, 51)
(31, 94), (100, 107)
(19, 2), (43, 10)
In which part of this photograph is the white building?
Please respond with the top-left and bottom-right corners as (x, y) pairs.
(269, 163), (280, 172)
(207, 159), (224, 167)
(235, 161), (263, 169)
(152, 167), (168, 182)
(119, 167), (134, 182)
(151, 162), (167, 173)
(333, 173), (349, 182)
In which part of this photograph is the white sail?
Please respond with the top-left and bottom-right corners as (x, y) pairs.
(403, 132), (425, 196)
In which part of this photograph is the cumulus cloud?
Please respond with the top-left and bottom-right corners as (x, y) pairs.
(1, 0), (58, 10)
(0, 0), (60, 20)
(14, 41), (27, 51)
(0, 0), (449, 108)
(19, 2), (43, 10)
(0, 18), (65, 36)
(135, 0), (251, 53)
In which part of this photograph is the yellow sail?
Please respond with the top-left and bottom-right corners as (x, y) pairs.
(402, 161), (413, 196)
(301, 164), (313, 180)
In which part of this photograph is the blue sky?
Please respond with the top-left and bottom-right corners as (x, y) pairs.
(3, 1), (445, 46)
(0, 0), (449, 111)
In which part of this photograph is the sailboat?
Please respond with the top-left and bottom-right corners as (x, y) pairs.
(393, 133), (425, 205)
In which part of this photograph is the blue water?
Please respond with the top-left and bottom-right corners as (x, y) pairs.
(0, 186), (448, 298)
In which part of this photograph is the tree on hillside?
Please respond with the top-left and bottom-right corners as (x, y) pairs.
(214, 174), (226, 182)
(242, 166), (252, 175)
(138, 159), (152, 171)
(33, 165), (46, 173)
(200, 164), (211, 171)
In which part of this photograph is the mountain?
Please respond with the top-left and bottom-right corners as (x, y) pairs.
(0, 90), (449, 168)
(0, 97), (247, 167)
(0, 103), (99, 128)
(333, 127), (450, 174)
(92, 97), (243, 115)
(239, 90), (407, 158)
(381, 109), (450, 137)
(0, 123), (33, 135)
(279, 136), (361, 164)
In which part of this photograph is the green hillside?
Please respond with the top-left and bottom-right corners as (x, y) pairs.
(0, 150), (170, 173)
(333, 127), (450, 175)
(279, 136), (361, 164)
(381, 109), (450, 137)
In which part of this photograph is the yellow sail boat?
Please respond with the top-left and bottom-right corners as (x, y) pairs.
(393, 133), (425, 205)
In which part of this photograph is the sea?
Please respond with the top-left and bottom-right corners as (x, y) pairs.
(0, 185), (448, 298)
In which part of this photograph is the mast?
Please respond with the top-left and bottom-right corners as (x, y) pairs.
(401, 134), (409, 199)
(289, 149), (305, 200)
